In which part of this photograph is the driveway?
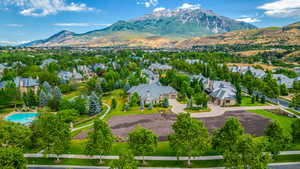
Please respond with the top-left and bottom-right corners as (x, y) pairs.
(169, 99), (281, 118)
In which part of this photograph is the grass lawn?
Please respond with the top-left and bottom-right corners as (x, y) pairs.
(63, 83), (86, 99)
(102, 89), (170, 120)
(185, 107), (211, 113)
(236, 96), (268, 107)
(249, 109), (297, 134)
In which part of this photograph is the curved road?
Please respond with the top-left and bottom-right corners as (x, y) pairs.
(71, 103), (111, 132)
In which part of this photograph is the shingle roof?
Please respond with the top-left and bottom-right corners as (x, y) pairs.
(142, 69), (159, 84)
(149, 63), (172, 70)
(128, 84), (177, 101)
(40, 58), (57, 68)
(58, 71), (83, 81)
(210, 84), (236, 100)
(14, 77), (39, 87)
(272, 74), (295, 88)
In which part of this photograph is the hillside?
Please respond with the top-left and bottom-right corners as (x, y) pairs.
(23, 7), (255, 48)
(176, 22), (300, 48)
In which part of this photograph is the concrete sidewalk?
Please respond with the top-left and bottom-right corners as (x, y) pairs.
(27, 162), (300, 169)
(24, 151), (300, 161)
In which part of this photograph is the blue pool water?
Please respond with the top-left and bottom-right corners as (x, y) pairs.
(5, 113), (38, 124)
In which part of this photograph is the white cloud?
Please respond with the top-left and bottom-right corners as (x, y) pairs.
(137, 0), (158, 8)
(0, 40), (30, 46)
(53, 23), (111, 27)
(5, 24), (23, 27)
(178, 3), (201, 10)
(153, 7), (166, 12)
(258, 0), (300, 18)
(236, 17), (261, 23)
(1, 0), (94, 17)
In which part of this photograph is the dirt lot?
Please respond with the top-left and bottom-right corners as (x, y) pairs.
(74, 111), (272, 140)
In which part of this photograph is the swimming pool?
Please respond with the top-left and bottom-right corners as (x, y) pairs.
(5, 113), (38, 125)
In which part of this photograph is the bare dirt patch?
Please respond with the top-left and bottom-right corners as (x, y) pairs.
(73, 111), (272, 140)
(198, 110), (272, 136)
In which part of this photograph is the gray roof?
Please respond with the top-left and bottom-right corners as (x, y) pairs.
(142, 69), (159, 84)
(149, 63), (172, 70)
(128, 84), (177, 102)
(185, 59), (200, 64)
(0, 64), (6, 70)
(92, 63), (107, 71)
(210, 84), (236, 100)
(58, 71), (83, 81)
(14, 77), (39, 87)
(0, 81), (7, 89)
(40, 58), (57, 68)
(230, 66), (266, 79)
(272, 74), (295, 88)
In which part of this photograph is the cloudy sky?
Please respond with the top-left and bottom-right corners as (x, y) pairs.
(0, 0), (299, 45)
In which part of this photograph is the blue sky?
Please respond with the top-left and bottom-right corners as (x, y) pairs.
(0, 0), (299, 45)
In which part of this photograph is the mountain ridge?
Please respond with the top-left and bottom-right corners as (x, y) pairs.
(23, 7), (256, 48)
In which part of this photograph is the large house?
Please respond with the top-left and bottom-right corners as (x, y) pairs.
(127, 84), (177, 104)
(272, 74), (297, 89)
(192, 74), (237, 106)
(230, 66), (266, 79)
(142, 69), (159, 84)
(14, 77), (39, 93)
(58, 71), (84, 83)
(210, 84), (237, 106)
(149, 63), (172, 72)
(40, 58), (57, 68)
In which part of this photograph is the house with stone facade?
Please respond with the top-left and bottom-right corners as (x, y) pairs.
(127, 83), (177, 104)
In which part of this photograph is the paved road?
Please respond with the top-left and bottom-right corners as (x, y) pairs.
(27, 162), (300, 169)
(169, 99), (281, 118)
(71, 103), (111, 132)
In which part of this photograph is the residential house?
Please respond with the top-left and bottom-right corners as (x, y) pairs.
(14, 77), (39, 93)
(230, 66), (266, 79)
(77, 65), (94, 78)
(92, 63), (107, 71)
(0, 64), (6, 74)
(58, 70), (84, 83)
(210, 84), (237, 106)
(40, 58), (57, 68)
(149, 63), (172, 72)
(127, 84), (177, 104)
(272, 74), (295, 89)
(142, 69), (159, 84)
(185, 59), (200, 64)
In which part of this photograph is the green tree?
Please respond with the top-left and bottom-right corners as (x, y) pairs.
(31, 113), (71, 161)
(186, 97), (193, 109)
(140, 99), (145, 110)
(57, 109), (79, 124)
(162, 97), (169, 108)
(85, 119), (114, 164)
(265, 121), (291, 158)
(280, 84), (288, 96)
(212, 118), (244, 153)
(235, 83), (242, 104)
(0, 146), (26, 169)
(224, 135), (270, 169)
(111, 98), (117, 110)
(95, 80), (103, 95)
(89, 92), (101, 115)
(169, 113), (210, 166)
(73, 96), (88, 115)
(110, 151), (138, 169)
(128, 126), (158, 165)
(0, 120), (31, 148)
(291, 119), (300, 143)
(39, 90), (48, 107)
(290, 93), (300, 109)
(23, 89), (38, 107)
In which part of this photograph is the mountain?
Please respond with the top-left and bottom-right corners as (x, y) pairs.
(176, 22), (300, 48)
(24, 7), (256, 48)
